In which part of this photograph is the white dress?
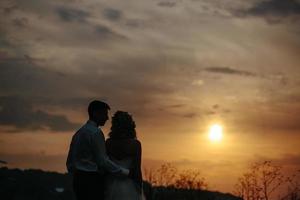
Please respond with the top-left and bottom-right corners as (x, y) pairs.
(104, 157), (145, 200)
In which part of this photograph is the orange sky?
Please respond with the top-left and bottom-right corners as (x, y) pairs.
(1, 0), (300, 194)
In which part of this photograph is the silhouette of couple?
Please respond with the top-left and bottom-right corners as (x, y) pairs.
(66, 100), (145, 200)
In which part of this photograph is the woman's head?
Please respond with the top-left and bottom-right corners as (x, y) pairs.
(109, 111), (136, 139)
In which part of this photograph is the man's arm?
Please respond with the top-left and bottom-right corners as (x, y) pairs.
(91, 130), (129, 175)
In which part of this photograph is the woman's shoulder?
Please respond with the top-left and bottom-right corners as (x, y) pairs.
(106, 138), (141, 158)
(106, 138), (141, 149)
(106, 138), (140, 143)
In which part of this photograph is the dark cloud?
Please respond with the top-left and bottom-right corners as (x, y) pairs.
(1, 3), (127, 48)
(233, 0), (300, 23)
(0, 160), (7, 164)
(0, 96), (80, 132)
(12, 17), (29, 28)
(1, 1), (18, 14)
(0, 55), (115, 111)
(103, 8), (122, 21)
(204, 67), (257, 77)
(157, 2), (177, 7)
(94, 25), (127, 40)
(0, 51), (200, 130)
(0, 54), (46, 65)
(0, 59), (76, 96)
(248, 0), (300, 17)
(56, 7), (90, 23)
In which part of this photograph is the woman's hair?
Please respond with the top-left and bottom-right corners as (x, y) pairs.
(109, 111), (136, 139)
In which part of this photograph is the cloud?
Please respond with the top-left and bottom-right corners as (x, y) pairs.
(55, 6), (128, 45)
(0, 96), (80, 132)
(12, 17), (29, 28)
(1, 3), (18, 14)
(168, 104), (185, 108)
(0, 58), (78, 97)
(56, 7), (90, 23)
(0, 160), (7, 164)
(182, 112), (198, 118)
(276, 154), (300, 166)
(94, 24), (127, 40)
(212, 104), (219, 109)
(247, 0), (300, 17)
(103, 8), (122, 21)
(0, 0), (299, 137)
(233, 0), (300, 23)
(171, 158), (237, 171)
(157, 2), (177, 8)
(228, 105), (300, 132)
(0, 51), (203, 132)
(204, 110), (216, 115)
(204, 67), (257, 77)
(252, 154), (300, 170)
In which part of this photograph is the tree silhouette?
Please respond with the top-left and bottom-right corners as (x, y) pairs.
(234, 161), (300, 200)
(280, 170), (300, 200)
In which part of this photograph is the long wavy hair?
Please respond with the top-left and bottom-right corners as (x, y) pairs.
(109, 111), (136, 139)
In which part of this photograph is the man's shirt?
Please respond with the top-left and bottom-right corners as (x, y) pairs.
(66, 120), (127, 175)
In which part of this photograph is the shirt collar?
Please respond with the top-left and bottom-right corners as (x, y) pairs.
(86, 120), (98, 128)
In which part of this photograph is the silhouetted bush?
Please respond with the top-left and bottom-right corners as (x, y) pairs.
(144, 163), (208, 190)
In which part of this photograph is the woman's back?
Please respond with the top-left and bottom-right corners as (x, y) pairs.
(105, 138), (143, 200)
(106, 138), (141, 159)
(104, 111), (144, 200)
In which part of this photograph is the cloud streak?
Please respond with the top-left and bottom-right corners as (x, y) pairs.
(204, 67), (257, 77)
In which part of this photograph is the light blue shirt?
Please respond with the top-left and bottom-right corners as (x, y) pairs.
(66, 120), (128, 175)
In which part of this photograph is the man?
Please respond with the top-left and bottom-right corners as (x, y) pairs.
(66, 100), (129, 200)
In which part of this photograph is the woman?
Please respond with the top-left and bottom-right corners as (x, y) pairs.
(105, 111), (145, 200)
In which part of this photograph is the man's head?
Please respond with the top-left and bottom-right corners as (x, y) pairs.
(88, 100), (110, 126)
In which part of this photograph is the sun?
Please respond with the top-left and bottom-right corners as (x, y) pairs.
(208, 124), (223, 142)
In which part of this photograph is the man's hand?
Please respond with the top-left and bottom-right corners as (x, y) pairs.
(120, 167), (129, 176)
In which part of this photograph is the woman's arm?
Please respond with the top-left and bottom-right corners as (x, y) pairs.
(133, 140), (143, 189)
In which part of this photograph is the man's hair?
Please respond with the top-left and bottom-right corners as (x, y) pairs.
(88, 100), (110, 116)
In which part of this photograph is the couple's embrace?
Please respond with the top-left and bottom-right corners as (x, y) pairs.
(66, 100), (145, 200)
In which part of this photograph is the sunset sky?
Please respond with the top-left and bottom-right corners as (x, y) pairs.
(1, 0), (300, 193)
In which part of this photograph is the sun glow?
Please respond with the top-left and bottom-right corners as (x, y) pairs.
(208, 124), (223, 142)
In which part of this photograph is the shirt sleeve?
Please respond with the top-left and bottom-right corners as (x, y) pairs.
(66, 136), (74, 173)
(91, 130), (125, 174)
